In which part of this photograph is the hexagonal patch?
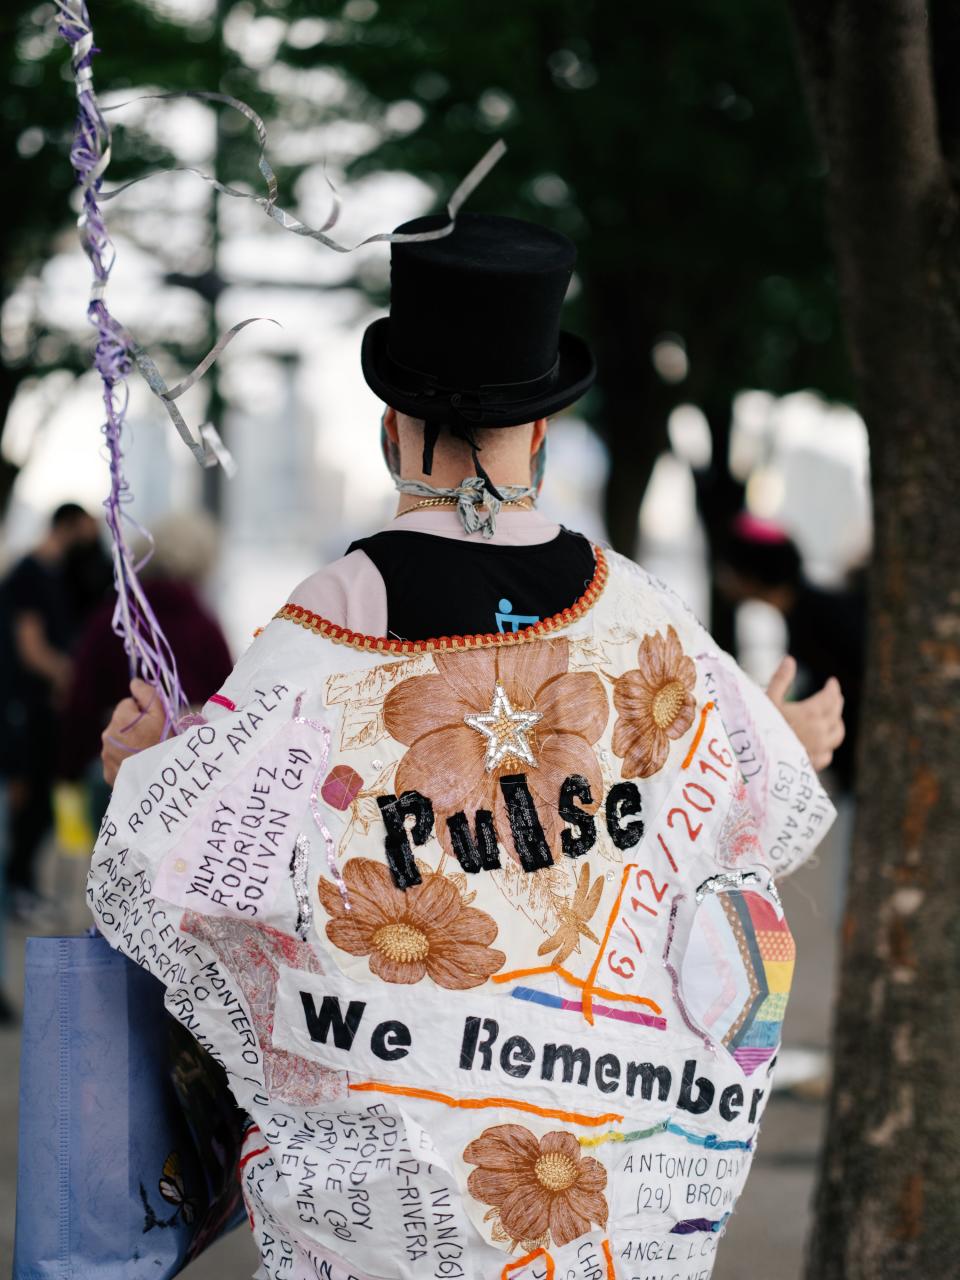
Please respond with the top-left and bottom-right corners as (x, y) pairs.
(680, 890), (796, 1076)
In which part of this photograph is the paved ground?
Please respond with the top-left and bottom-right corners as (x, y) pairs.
(0, 807), (845, 1280)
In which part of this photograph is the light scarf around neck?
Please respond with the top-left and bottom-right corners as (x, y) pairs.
(394, 475), (537, 538)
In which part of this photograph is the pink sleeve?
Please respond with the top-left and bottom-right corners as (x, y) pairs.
(285, 550), (388, 637)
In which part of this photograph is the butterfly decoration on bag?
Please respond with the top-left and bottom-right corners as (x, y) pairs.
(139, 1151), (197, 1230)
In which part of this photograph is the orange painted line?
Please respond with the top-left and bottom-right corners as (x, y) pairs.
(681, 701), (715, 770)
(492, 964), (662, 1015)
(503, 1248), (555, 1280)
(493, 963), (566, 984)
(348, 1081), (622, 1127)
(585, 979), (661, 1012)
(602, 1238), (616, 1280)
(581, 863), (637, 1026)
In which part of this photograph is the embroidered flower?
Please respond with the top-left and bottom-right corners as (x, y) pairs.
(317, 857), (505, 988)
(612, 625), (697, 778)
(383, 641), (608, 861)
(536, 862), (604, 967)
(717, 778), (764, 866)
(464, 1124), (608, 1248)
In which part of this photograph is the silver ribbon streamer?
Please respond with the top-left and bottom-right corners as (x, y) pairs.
(199, 422), (238, 478)
(395, 475), (537, 538)
(292, 692), (351, 914)
(57, 57), (507, 472)
(98, 90), (507, 253)
(126, 318), (277, 468)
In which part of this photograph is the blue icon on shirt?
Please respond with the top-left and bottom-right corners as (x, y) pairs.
(496, 598), (540, 634)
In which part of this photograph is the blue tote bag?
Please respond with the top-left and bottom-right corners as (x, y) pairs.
(14, 934), (247, 1278)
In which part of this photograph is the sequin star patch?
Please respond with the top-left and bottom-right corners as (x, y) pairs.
(464, 681), (543, 772)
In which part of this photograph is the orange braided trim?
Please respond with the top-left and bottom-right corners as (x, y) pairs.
(273, 546), (608, 654)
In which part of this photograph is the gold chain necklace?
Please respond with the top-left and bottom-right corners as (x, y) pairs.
(398, 495), (535, 516)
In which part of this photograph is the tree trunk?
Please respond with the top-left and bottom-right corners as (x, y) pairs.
(788, 2), (960, 1275)
(694, 396), (745, 652)
(0, 356), (24, 515)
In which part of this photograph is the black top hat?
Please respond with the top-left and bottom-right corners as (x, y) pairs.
(361, 212), (596, 438)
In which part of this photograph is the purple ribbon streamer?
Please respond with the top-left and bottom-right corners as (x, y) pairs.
(56, 0), (187, 738)
(54, 0), (507, 745)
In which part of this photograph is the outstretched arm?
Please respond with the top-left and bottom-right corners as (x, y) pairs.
(766, 654), (846, 772)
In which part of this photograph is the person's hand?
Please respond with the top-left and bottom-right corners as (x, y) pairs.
(766, 655), (845, 771)
(101, 678), (167, 786)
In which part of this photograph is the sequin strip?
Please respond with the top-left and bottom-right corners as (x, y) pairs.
(695, 869), (762, 903)
(695, 869), (782, 910)
(661, 894), (683, 965)
(291, 833), (312, 940)
(662, 894), (716, 1053)
(292, 694), (350, 913)
(275, 547), (608, 653)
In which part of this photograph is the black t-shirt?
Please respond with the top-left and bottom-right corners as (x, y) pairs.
(3, 554), (72, 650)
(0, 554), (72, 767)
(347, 528), (597, 642)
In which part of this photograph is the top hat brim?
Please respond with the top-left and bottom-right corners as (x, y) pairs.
(360, 317), (596, 428)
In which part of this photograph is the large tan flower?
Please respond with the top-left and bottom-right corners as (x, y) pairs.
(318, 857), (505, 989)
(612, 625), (697, 778)
(383, 640), (608, 861)
(464, 1124), (608, 1248)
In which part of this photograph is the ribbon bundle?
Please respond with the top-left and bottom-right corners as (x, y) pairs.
(53, 0), (505, 738)
(56, 0), (188, 736)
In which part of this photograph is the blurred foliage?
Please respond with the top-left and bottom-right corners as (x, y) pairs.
(0, 0), (300, 504)
(280, 0), (850, 392)
(1, 0), (279, 355)
(1, 0), (851, 548)
(273, 0), (854, 553)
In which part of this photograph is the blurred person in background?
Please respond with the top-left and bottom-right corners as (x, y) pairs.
(716, 511), (863, 795)
(0, 502), (102, 919)
(58, 510), (233, 831)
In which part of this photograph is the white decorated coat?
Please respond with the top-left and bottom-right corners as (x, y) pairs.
(89, 548), (834, 1280)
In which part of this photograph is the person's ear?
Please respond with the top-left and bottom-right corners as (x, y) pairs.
(382, 405), (400, 444)
(530, 417), (548, 454)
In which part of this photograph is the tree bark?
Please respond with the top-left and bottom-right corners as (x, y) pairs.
(788, 2), (960, 1275)
(694, 396), (745, 653)
(0, 356), (24, 514)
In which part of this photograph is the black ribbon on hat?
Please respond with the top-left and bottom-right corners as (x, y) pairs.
(421, 418), (503, 500)
(392, 353), (561, 501)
